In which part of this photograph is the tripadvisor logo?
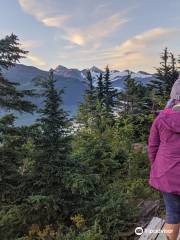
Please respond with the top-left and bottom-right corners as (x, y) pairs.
(135, 227), (144, 235)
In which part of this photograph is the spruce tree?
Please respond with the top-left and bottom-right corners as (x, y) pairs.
(170, 52), (179, 85)
(0, 114), (21, 203)
(103, 66), (117, 116)
(31, 69), (71, 223)
(148, 48), (178, 100)
(96, 73), (104, 103)
(94, 72), (108, 130)
(0, 115), (31, 239)
(118, 72), (147, 114)
(0, 34), (35, 112)
(36, 69), (69, 148)
(85, 70), (96, 114)
(76, 70), (97, 126)
(33, 69), (70, 181)
(0, 34), (36, 239)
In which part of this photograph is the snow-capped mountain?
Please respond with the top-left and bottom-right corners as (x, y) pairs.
(54, 65), (154, 90)
(2, 64), (155, 125)
(54, 65), (84, 80)
(53, 65), (154, 91)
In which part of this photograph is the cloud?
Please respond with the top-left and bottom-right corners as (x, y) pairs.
(58, 27), (180, 72)
(63, 32), (86, 46)
(63, 13), (129, 46)
(88, 13), (129, 41)
(93, 2), (112, 15)
(18, 0), (129, 47)
(106, 27), (180, 72)
(19, 1), (175, 72)
(27, 54), (47, 67)
(21, 40), (41, 50)
(18, 0), (70, 27)
(118, 27), (178, 54)
(41, 15), (70, 27)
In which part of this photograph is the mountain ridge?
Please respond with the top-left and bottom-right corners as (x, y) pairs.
(1, 63), (155, 125)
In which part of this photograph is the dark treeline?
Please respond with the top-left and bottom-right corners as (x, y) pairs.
(0, 35), (179, 240)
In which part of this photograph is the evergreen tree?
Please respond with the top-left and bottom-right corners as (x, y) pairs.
(77, 67), (118, 130)
(148, 48), (178, 100)
(118, 72), (148, 114)
(94, 72), (108, 131)
(31, 69), (71, 224)
(0, 114), (21, 203)
(36, 69), (69, 149)
(0, 34), (35, 112)
(103, 66), (117, 115)
(0, 34), (36, 239)
(170, 52), (179, 83)
(33, 69), (70, 180)
(85, 70), (96, 115)
(96, 73), (104, 103)
(76, 70), (97, 126)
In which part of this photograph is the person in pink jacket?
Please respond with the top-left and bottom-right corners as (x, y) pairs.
(148, 78), (180, 240)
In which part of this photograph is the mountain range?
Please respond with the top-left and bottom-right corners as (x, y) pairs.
(2, 64), (155, 125)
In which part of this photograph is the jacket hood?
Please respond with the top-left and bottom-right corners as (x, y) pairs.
(158, 109), (180, 133)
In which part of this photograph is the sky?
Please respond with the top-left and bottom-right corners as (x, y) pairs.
(1, 0), (180, 73)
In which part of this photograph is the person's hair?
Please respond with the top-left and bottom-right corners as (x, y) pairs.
(165, 99), (180, 109)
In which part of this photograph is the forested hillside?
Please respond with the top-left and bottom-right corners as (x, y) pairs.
(0, 34), (179, 240)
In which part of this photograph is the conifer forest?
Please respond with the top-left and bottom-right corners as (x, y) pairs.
(0, 34), (179, 240)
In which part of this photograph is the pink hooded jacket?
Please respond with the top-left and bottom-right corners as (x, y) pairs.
(148, 108), (180, 194)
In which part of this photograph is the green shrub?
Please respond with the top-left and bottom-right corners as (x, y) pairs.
(94, 181), (139, 240)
